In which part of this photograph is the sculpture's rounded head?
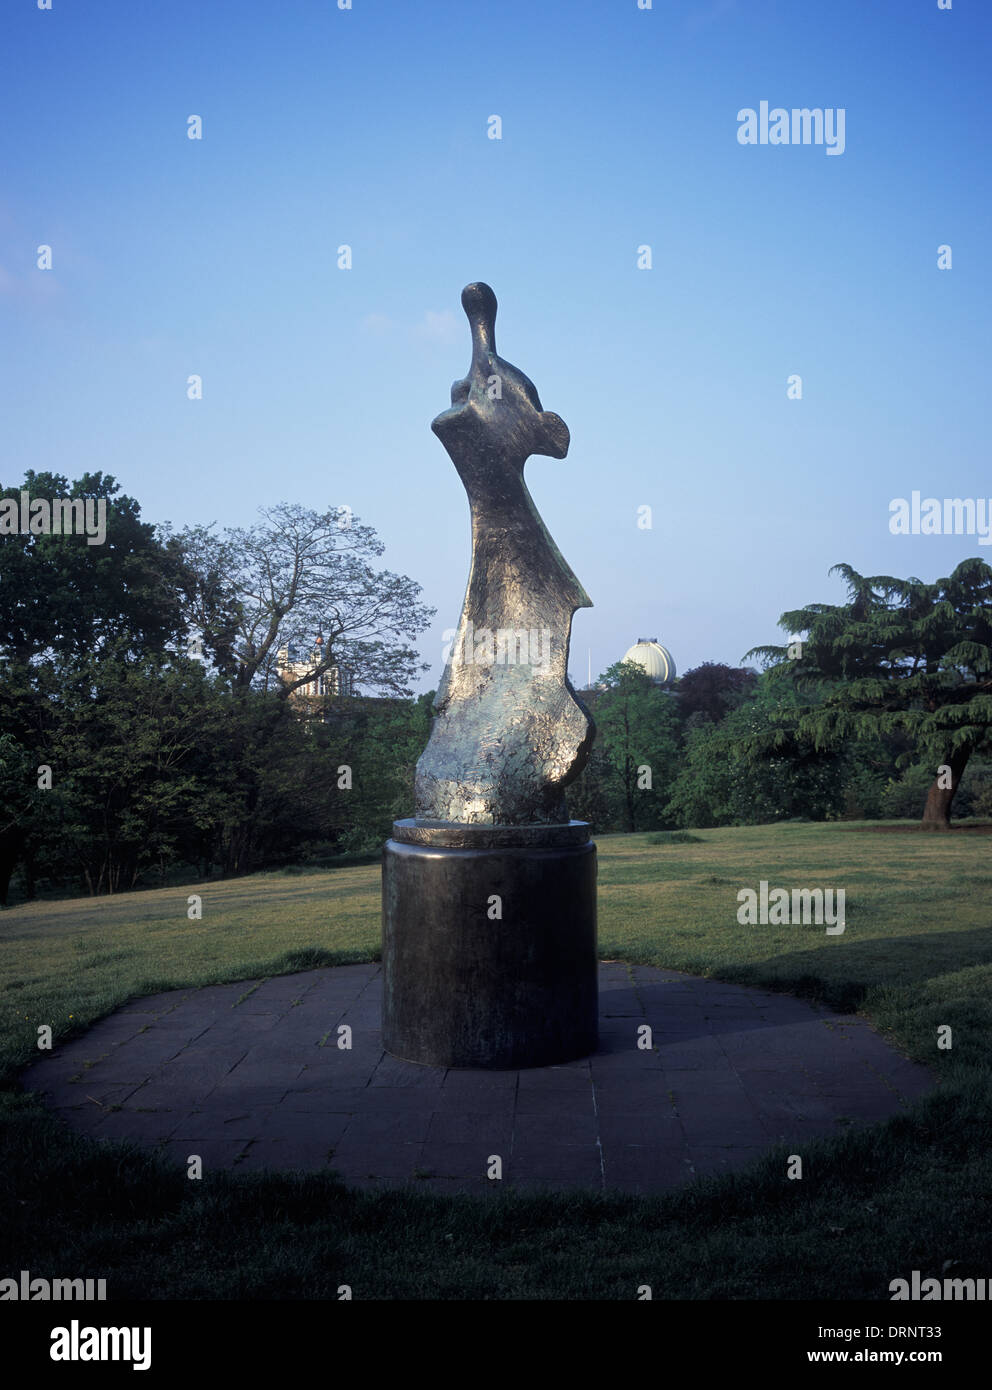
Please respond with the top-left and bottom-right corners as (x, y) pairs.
(461, 282), (498, 357)
(432, 282), (570, 463)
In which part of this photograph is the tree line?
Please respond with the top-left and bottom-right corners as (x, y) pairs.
(0, 472), (433, 903)
(573, 558), (992, 834)
(2, 474), (989, 903)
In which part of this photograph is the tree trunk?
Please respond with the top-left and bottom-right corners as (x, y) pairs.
(0, 829), (24, 906)
(921, 747), (971, 830)
(0, 865), (11, 908)
(222, 822), (254, 877)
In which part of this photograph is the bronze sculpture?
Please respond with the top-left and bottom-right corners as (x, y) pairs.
(416, 282), (595, 825)
(382, 284), (598, 1068)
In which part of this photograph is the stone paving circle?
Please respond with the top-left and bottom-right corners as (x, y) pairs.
(22, 963), (936, 1195)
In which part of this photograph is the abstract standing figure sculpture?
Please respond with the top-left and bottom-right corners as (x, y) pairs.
(381, 283), (599, 1069)
(415, 282), (595, 825)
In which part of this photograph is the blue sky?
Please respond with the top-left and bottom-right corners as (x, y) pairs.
(2, 0), (989, 691)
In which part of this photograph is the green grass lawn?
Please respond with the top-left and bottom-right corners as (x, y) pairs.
(2, 821), (991, 1299)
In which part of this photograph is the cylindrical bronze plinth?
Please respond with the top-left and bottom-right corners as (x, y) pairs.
(382, 819), (598, 1069)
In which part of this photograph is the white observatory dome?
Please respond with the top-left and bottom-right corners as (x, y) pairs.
(621, 637), (677, 686)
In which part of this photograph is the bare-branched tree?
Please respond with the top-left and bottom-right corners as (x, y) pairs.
(167, 503), (435, 698)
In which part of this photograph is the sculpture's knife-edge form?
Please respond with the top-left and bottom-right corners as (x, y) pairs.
(414, 282), (595, 825)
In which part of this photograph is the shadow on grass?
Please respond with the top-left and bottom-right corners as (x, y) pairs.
(604, 927), (992, 1015)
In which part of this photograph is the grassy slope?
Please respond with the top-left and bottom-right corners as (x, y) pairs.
(1, 822), (991, 1299)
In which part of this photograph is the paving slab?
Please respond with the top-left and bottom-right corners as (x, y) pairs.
(19, 962), (938, 1194)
